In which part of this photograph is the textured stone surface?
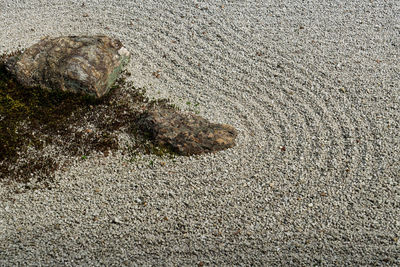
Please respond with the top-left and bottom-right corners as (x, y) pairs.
(137, 107), (237, 155)
(4, 35), (130, 98)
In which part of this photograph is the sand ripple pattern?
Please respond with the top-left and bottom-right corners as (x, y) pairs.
(0, 0), (399, 265)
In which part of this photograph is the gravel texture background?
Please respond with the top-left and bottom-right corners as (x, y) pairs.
(0, 0), (399, 265)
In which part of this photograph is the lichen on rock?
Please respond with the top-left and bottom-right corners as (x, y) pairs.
(136, 107), (238, 156)
(4, 35), (130, 98)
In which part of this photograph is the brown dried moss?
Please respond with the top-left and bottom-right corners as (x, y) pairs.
(0, 52), (176, 184)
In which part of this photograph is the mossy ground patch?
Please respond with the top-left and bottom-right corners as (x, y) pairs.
(0, 52), (176, 185)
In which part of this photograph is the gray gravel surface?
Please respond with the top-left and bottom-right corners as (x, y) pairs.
(1, 0), (399, 265)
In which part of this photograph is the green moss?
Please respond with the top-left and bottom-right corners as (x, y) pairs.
(0, 63), (97, 163)
(126, 126), (178, 161)
(0, 54), (181, 185)
(146, 142), (177, 158)
(0, 57), (107, 183)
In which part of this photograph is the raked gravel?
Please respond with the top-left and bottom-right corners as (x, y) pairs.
(0, 0), (399, 265)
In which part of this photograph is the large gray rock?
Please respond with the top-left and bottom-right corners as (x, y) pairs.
(137, 107), (238, 156)
(4, 35), (130, 98)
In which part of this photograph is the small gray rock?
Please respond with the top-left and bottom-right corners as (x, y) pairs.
(4, 35), (130, 98)
(111, 216), (123, 225)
